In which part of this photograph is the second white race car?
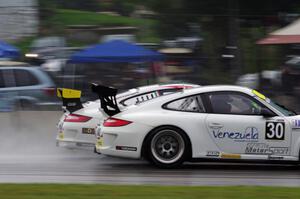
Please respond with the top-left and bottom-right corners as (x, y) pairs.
(56, 83), (199, 149)
(96, 85), (300, 168)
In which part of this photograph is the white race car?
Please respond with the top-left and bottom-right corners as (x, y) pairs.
(96, 85), (300, 168)
(56, 83), (199, 149)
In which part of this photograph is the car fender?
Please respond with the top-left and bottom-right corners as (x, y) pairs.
(141, 124), (193, 160)
(120, 110), (216, 158)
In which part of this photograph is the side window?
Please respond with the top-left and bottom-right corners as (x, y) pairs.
(208, 92), (265, 115)
(164, 95), (205, 113)
(2, 69), (15, 88)
(0, 71), (4, 88)
(14, 69), (39, 87)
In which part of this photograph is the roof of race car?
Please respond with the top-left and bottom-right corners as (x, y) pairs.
(182, 85), (254, 95)
(115, 83), (199, 100)
(127, 85), (257, 109)
(114, 85), (262, 116)
(82, 83), (199, 108)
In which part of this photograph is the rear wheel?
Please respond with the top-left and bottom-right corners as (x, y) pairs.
(146, 127), (188, 168)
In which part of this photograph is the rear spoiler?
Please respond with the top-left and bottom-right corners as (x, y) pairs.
(91, 83), (120, 116)
(57, 88), (83, 113)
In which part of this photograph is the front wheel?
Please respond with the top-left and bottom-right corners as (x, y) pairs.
(147, 127), (188, 168)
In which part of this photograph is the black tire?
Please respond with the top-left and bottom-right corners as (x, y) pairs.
(145, 126), (189, 168)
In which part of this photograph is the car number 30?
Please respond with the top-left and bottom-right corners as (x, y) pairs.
(265, 122), (285, 140)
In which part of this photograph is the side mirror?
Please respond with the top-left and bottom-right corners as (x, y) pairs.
(261, 108), (276, 118)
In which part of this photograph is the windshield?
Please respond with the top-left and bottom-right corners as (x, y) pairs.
(252, 90), (296, 116)
(267, 99), (297, 116)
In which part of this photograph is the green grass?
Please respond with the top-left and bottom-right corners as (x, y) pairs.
(14, 9), (160, 53)
(45, 9), (160, 43)
(0, 184), (300, 199)
(51, 9), (148, 27)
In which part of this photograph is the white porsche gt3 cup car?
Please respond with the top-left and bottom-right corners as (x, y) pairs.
(96, 85), (300, 168)
(56, 83), (198, 149)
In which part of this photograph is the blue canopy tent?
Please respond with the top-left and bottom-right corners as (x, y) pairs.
(0, 41), (20, 59)
(65, 40), (163, 94)
(69, 40), (163, 63)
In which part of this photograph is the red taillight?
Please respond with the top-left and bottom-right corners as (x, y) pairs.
(64, 114), (91, 123)
(43, 87), (56, 96)
(103, 117), (132, 127)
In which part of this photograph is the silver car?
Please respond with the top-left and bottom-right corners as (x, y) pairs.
(0, 61), (58, 111)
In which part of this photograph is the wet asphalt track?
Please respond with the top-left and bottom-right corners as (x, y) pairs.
(1, 111), (300, 186)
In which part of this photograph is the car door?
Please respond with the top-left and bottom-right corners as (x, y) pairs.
(204, 91), (292, 157)
(1, 69), (17, 111)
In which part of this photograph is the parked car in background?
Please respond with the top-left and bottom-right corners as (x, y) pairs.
(0, 61), (58, 111)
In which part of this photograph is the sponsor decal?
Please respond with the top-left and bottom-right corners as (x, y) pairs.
(96, 137), (103, 148)
(292, 119), (300, 128)
(269, 147), (289, 155)
(245, 143), (270, 154)
(221, 153), (241, 159)
(82, 128), (95, 134)
(212, 127), (258, 142)
(67, 102), (77, 107)
(252, 90), (266, 100)
(245, 143), (289, 155)
(265, 122), (285, 140)
(58, 131), (64, 140)
(268, 156), (284, 160)
(57, 88), (81, 98)
(206, 151), (220, 157)
(116, 146), (137, 151)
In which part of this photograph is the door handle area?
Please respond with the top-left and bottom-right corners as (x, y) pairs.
(209, 123), (224, 128)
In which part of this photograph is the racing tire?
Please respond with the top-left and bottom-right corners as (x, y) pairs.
(146, 126), (189, 168)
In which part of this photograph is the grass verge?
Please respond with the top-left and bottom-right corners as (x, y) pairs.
(45, 9), (160, 43)
(14, 9), (160, 52)
(50, 9), (149, 27)
(0, 184), (300, 199)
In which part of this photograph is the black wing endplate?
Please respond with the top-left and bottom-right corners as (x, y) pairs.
(91, 83), (120, 116)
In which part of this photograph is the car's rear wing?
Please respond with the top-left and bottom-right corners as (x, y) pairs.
(91, 83), (120, 116)
(57, 88), (83, 113)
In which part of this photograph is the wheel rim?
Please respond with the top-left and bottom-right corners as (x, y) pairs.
(150, 129), (185, 164)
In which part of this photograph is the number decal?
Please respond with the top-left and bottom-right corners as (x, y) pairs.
(266, 122), (285, 140)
